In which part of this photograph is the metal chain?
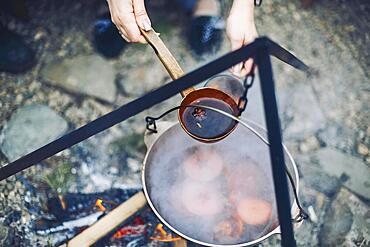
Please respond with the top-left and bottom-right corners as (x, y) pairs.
(237, 63), (256, 116)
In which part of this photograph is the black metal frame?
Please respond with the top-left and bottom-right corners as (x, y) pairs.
(0, 37), (310, 247)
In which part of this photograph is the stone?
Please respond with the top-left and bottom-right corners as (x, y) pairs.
(127, 157), (141, 173)
(118, 57), (169, 97)
(320, 197), (354, 246)
(0, 223), (8, 245)
(279, 84), (326, 137)
(298, 158), (342, 197)
(319, 188), (370, 246)
(317, 124), (357, 152)
(0, 104), (68, 161)
(41, 55), (117, 103)
(357, 143), (369, 156)
(293, 187), (331, 246)
(299, 135), (320, 153)
(312, 147), (370, 200)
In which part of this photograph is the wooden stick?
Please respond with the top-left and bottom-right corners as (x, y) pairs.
(63, 190), (188, 247)
(140, 28), (195, 98)
(174, 239), (188, 247)
(65, 191), (147, 247)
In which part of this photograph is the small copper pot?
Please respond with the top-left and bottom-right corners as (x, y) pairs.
(141, 29), (239, 143)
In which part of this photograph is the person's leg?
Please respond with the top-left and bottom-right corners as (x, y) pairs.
(175, 0), (197, 13)
(187, 0), (223, 57)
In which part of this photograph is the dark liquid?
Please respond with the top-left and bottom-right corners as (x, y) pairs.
(182, 98), (235, 139)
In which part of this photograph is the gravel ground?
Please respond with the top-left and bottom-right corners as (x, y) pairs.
(0, 0), (369, 246)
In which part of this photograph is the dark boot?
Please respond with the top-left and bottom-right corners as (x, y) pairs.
(0, 26), (35, 73)
(188, 16), (223, 57)
(187, 0), (223, 57)
(93, 15), (127, 58)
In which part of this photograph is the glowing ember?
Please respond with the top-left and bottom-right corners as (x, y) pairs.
(112, 217), (146, 239)
(150, 223), (181, 242)
(112, 225), (146, 239)
(95, 199), (106, 212)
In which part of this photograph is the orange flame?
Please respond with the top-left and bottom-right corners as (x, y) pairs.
(95, 199), (106, 212)
(150, 223), (181, 242)
(112, 225), (146, 239)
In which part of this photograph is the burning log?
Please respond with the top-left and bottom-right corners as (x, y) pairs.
(64, 191), (147, 247)
(35, 212), (104, 235)
(111, 217), (146, 239)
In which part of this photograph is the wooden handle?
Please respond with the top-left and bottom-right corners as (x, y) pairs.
(66, 191), (147, 247)
(174, 239), (188, 247)
(140, 28), (195, 97)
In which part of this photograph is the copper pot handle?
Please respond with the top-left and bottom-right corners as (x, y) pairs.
(140, 28), (195, 97)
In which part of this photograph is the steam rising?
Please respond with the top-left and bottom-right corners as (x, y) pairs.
(145, 122), (293, 245)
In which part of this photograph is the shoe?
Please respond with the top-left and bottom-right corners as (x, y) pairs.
(93, 17), (127, 58)
(188, 16), (223, 57)
(0, 27), (35, 73)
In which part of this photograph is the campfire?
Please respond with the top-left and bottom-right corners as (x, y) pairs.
(33, 188), (184, 246)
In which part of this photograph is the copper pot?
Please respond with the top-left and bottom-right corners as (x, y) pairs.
(141, 28), (239, 143)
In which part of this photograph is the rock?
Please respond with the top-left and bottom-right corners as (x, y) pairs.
(312, 147), (370, 200)
(320, 197), (353, 246)
(298, 158), (342, 197)
(279, 84), (326, 137)
(127, 157), (140, 173)
(357, 143), (369, 156)
(4, 210), (22, 225)
(294, 187), (331, 247)
(118, 57), (169, 97)
(317, 124), (356, 152)
(242, 82), (326, 138)
(0, 105), (68, 161)
(319, 188), (370, 246)
(0, 223), (8, 245)
(41, 55), (117, 103)
(299, 135), (320, 153)
(109, 132), (146, 159)
(64, 99), (112, 126)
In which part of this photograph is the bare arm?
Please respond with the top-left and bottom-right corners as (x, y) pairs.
(227, 0), (258, 76)
(107, 0), (152, 43)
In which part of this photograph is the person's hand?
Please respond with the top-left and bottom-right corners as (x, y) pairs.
(107, 0), (152, 43)
(226, 0), (258, 76)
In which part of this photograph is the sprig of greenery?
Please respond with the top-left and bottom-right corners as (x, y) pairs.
(42, 162), (75, 195)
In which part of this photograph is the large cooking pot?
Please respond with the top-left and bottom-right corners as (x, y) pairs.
(142, 113), (303, 246)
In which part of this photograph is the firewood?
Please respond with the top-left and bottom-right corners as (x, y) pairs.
(174, 239), (188, 247)
(64, 191), (147, 247)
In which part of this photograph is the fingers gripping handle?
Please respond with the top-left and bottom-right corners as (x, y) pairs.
(140, 28), (195, 97)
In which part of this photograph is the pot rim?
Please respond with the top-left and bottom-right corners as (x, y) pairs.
(142, 119), (300, 247)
